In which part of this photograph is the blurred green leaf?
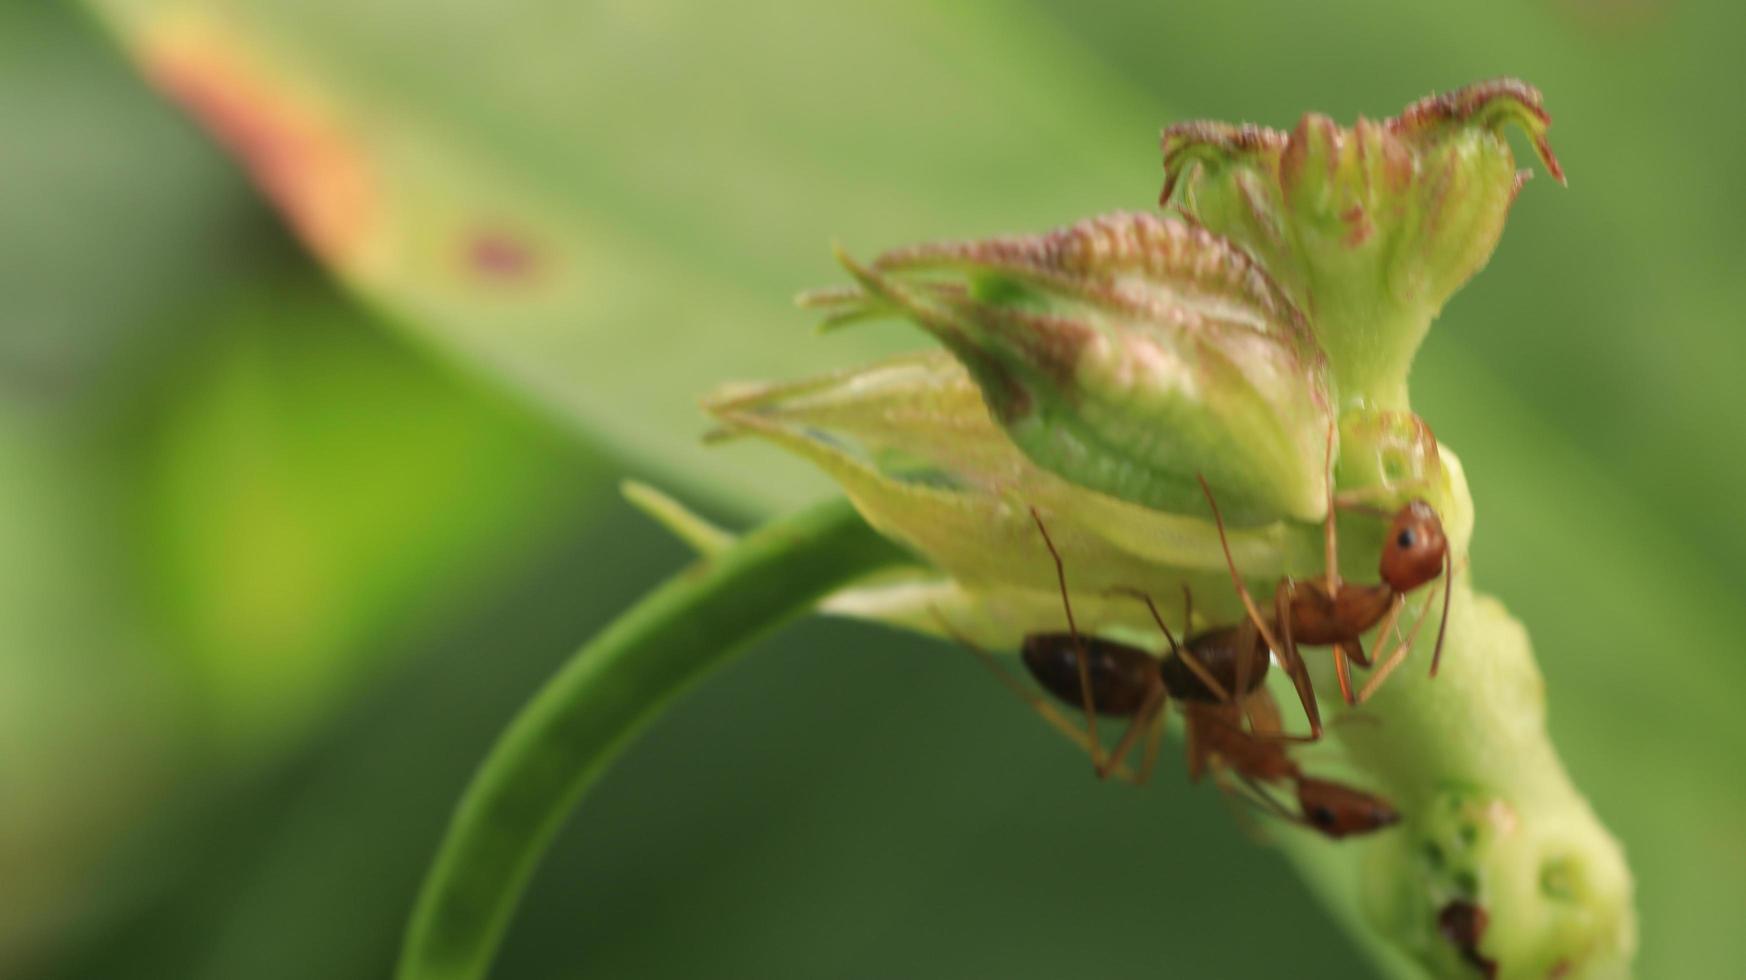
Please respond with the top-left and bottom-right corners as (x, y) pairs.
(1, 255), (610, 972)
(0, 4), (271, 968)
(1418, 349), (1746, 978)
(127, 274), (611, 758)
(0, 4), (611, 969)
(0, 409), (181, 973)
(70, 0), (1746, 975)
(0, 3), (286, 408)
(86, 0), (1168, 512)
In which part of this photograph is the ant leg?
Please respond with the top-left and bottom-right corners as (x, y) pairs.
(1429, 550), (1454, 677)
(1169, 586), (1232, 704)
(1232, 614), (1259, 731)
(1030, 507), (1105, 773)
(1064, 590), (1175, 783)
(1108, 586), (1230, 703)
(1270, 579), (1324, 742)
(927, 607), (1138, 782)
(1390, 614), (1409, 651)
(1332, 637), (1375, 708)
(1106, 587), (1180, 652)
(1333, 647), (1356, 706)
(1321, 418), (1342, 592)
(1198, 475), (1294, 694)
(1136, 699), (1169, 786)
(1196, 699), (1319, 751)
(1097, 684), (1167, 782)
(1203, 582), (1321, 746)
(1357, 593), (1434, 704)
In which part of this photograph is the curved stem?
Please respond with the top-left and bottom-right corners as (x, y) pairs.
(397, 498), (909, 980)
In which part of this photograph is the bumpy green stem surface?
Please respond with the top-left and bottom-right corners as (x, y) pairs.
(397, 498), (909, 980)
(1275, 569), (1635, 978)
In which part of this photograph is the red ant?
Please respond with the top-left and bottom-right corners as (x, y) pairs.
(934, 510), (1400, 839)
(1197, 427), (1454, 737)
(1182, 692), (1400, 839)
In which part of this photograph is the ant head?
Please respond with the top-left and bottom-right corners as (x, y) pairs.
(1296, 777), (1401, 839)
(1380, 499), (1447, 593)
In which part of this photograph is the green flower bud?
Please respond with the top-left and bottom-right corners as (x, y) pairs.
(810, 211), (1333, 526)
(704, 351), (1320, 643)
(1162, 78), (1564, 409)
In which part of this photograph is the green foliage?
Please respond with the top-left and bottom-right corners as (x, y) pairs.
(85, 0), (1158, 513)
(0, 5), (605, 970)
(132, 280), (608, 756)
(14, 0), (1746, 976)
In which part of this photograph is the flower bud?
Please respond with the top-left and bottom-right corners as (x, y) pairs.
(811, 211), (1332, 526)
(1162, 79), (1563, 407)
(704, 351), (1315, 641)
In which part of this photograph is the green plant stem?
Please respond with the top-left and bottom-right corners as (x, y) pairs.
(397, 497), (910, 980)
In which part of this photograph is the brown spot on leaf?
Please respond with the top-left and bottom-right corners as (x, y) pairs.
(143, 20), (373, 264)
(467, 230), (540, 282)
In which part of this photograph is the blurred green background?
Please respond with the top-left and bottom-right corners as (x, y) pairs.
(4, 0), (1741, 976)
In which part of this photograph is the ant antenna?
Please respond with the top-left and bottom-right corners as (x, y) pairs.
(1029, 507), (1105, 770)
(1429, 549), (1454, 677)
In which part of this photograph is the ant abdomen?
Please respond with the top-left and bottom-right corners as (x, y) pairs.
(1159, 626), (1270, 703)
(1020, 634), (1156, 716)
